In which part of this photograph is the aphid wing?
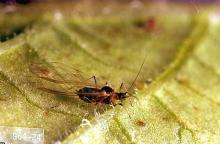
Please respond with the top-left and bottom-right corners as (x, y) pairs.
(29, 62), (81, 83)
(30, 62), (81, 94)
(29, 62), (101, 95)
(46, 62), (84, 81)
(30, 62), (95, 86)
(38, 87), (77, 96)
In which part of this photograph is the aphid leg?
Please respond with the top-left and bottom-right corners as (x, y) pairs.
(119, 82), (128, 92)
(110, 96), (118, 106)
(110, 102), (116, 107)
(119, 83), (124, 92)
(119, 102), (123, 106)
(82, 76), (98, 88)
(115, 99), (123, 106)
(94, 103), (101, 116)
(93, 76), (98, 88)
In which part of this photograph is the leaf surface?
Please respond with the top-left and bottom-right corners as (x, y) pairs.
(0, 2), (218, 144)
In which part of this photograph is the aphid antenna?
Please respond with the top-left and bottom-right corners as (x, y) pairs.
(121, 56), (147, 118)
(127, 56), (147, 93)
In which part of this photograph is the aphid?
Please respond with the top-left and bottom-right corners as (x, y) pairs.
(29, 58), (146, 106)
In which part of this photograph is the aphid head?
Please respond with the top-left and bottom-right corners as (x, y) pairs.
(117, 92), (129, 99)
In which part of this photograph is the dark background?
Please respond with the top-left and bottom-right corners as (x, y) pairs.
(0, 0), (219, 5)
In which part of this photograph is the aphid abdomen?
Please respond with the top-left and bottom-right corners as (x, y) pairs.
(77, 87), (102, 103)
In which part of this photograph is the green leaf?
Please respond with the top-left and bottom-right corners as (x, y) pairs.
(62, 15), (211, 144)
(0, 2), (218, 144)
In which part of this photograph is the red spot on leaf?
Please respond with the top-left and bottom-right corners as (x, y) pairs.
(136, 120), (146, 127)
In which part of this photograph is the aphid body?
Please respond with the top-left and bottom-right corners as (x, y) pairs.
(77, 86), (128, 105)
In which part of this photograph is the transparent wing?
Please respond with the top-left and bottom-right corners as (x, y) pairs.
(37, 87), (78, 96)
(29, 62), (99, 94)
